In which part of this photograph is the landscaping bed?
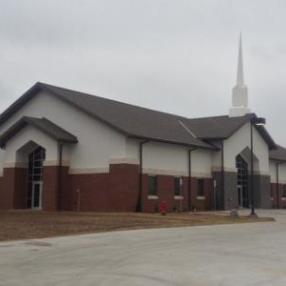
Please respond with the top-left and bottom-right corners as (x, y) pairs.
(0, 210), (274, 241)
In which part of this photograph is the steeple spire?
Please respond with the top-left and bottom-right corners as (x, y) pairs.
(229, 34), (251, 117)
(237, 33), (244, 86)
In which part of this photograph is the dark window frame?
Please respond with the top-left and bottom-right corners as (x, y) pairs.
(148, 176), (158, 196)
(271, 186), (274, 198)
(174, 177), (183, 196)
(283, 185), (286, 198)
(197, 179), (204, 197)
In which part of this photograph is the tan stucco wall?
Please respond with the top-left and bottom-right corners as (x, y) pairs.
(0, 91), (127, 174)
(3, 125), (58, 167)
(223, 122), (269, 175)
(125, 139), (213, 177)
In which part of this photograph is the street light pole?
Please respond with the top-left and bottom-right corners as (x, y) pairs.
(249, 116), (266, 217)
(250, 120), (255, 216)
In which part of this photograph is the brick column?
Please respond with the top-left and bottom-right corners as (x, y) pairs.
(109, 163), (139, 211)
(42, 166), (59, 211)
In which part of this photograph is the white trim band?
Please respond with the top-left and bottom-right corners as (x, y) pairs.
(69, 167), (109, 174)
(148, 195), (159, 200)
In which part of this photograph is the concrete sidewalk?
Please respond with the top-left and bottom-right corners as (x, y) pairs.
(0, 209), (285, 286)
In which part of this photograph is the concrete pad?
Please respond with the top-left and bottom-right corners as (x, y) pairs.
(0, 209), (286, 286)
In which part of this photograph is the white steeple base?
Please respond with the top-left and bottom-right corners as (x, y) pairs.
(229, 106), (251, 117)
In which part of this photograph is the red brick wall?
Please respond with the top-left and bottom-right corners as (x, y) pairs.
(0, 168), (28, 210)
(13, 168), (28, 209)
(108, 164), (139, 211)
(0, 168), (14, 209)
(0, 176), (2, 205)
(0, 164), (213, 212)
(141, 175), (213, 213)
(42, 166), (60, 211)
(59, 166), (72, 211)
(270, 183), (286, 209)
(68, 173), (109, 211)
(191, 178), (213, 211)
(67, 164), (139, 212)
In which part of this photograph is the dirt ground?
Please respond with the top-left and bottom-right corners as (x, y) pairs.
(0, 210), (274, 241)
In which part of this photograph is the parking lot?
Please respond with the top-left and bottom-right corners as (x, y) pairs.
(0, 210), (285, 286)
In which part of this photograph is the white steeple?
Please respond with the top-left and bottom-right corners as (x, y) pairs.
(229, 34), (251, 117)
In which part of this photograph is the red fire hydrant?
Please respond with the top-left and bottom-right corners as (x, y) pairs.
(159, 201), (167, 215)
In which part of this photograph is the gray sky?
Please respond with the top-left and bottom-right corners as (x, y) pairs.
(0, 0), (286, 144)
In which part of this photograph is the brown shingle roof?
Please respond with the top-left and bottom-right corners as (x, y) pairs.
(185, 114), (253, 139)
(184, 114), (276, 150)
(0, 116), (78, 148)
(0, 82), (277, 150)
(270, 145), (286, 162)
(0, 83), (213, 149)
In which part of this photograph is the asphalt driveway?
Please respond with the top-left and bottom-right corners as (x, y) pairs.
(0, 209), (286, 286)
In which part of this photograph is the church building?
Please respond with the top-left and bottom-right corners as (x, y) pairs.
(0, 39), (286, 212)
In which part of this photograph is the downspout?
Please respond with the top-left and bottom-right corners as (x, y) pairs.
(136, 140), (149, 212)
(220, 141), (225, 210)
(58, 143), (63, 211)
(276, 161), (282, 209)
(188, 147), (197, 211)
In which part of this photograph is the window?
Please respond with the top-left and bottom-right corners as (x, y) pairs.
(283, 186), (286, 198)
(28, 147), (46, 182)
(197, 179), (204, 197)
(149, 176), (157, 196)
(174, 177), (183, 196)
(271, 187), (274, 198)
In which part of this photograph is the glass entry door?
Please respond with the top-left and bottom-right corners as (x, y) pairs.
(28, 147), (45, 209)
(236, 155), (249, 208)
(238, 185), (243, 208)
(32, 182), (43, 209)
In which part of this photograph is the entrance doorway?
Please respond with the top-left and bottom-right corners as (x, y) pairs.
(31, 182), (43, 209)
(236, 155), (249, 208)
(27, 147), (46, 209)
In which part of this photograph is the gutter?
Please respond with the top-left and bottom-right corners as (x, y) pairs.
(128, 135), (216, 151)
(220, 141), (225, 210)
(275, 161), (285, 209)
(188, 148), (197, 211)
(136, 140), (149, 212)
(57, 143), (63, 210)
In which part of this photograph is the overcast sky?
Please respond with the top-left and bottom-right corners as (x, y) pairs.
(0, 0), (286, 144)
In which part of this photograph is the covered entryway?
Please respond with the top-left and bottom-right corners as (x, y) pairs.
(235, 147), (260, 209)
(0, 116), (78, 210)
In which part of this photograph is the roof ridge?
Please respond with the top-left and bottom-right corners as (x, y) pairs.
(188, 114), (229, 120)
(36, 82), (213, 149)
(38, 82), (191, 120)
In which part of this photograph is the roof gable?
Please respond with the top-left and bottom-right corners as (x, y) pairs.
(0, 116), (78, 148)
(185, 114), (276, 149)
(185, 114), (252, 139)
